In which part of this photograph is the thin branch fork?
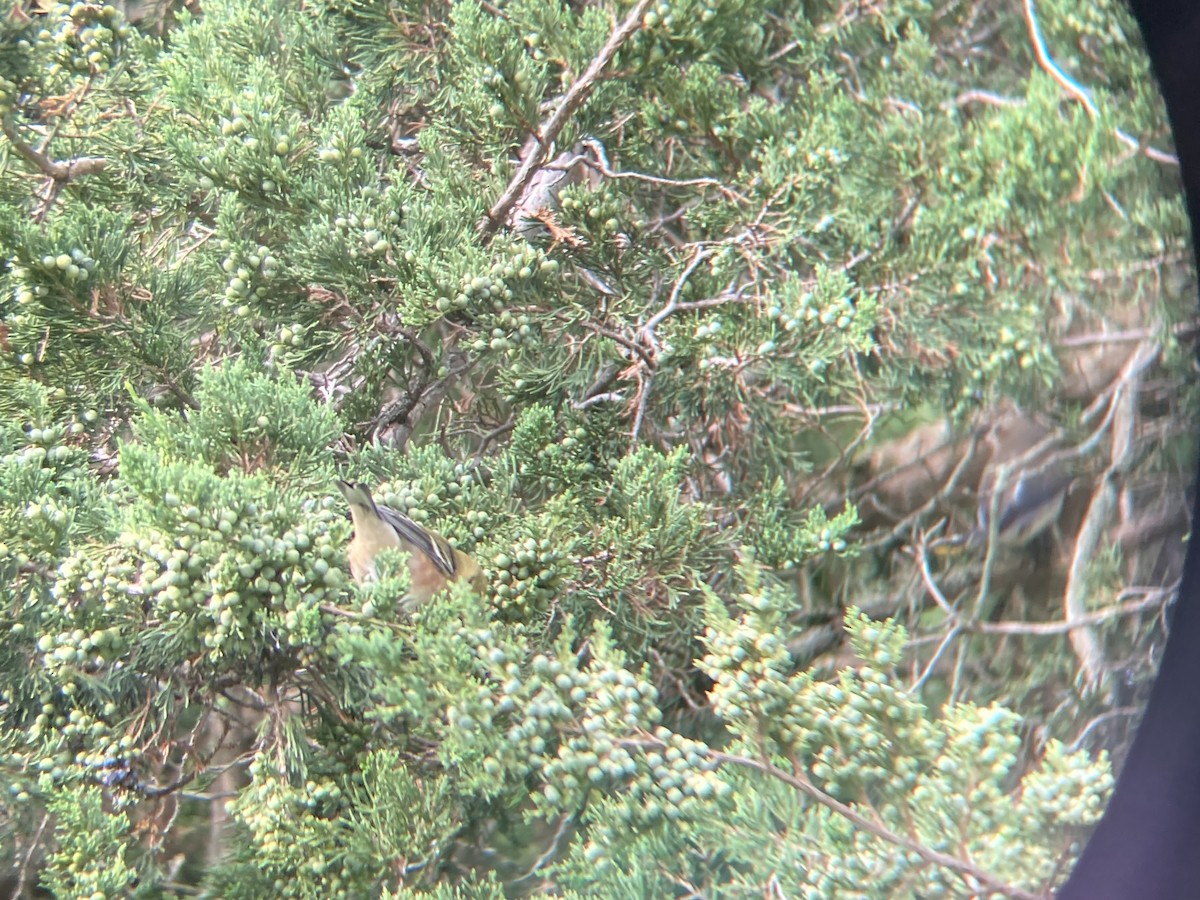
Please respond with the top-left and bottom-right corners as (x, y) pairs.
(479, 0), (656, 239)
(580, 136), (748, 202)
(713, 752), (1041, 899)
(914, 534), (1171, 637)
(2, 115), (108, 182)
(953, 341), (1152, 596)
(1062, 338), (1161, 688)
(841, 190), (922, 272)
(611, 731), (1040, 898)
(1021, 0), (1177, 167)
(637, 244), (717, 353)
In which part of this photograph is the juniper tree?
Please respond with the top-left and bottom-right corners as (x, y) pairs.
(0, 0), (1191, 896)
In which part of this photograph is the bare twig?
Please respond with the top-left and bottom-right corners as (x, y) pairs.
(951, 90), (1025, 109)
(784, 401), (900, 419)
(545, 310), (655, 367)
(795, 374), (884, 509)
(913, 535), (1167, 658)
(581, 137), (744, 197)
(1023, 0), (1097, 118)
(2, 115), (108, 182)
(625, 246), (738, 448)
(1059, 318), (1197, 347)
(480, 0), (656, 238)
(1111, 129), (1178, 166)
(914, 533), (959, 620)
(1083, 252), (1191, 282)
(1062, 339), (1159, 688)
(838, 191), (922, 274)
(706, 749), (1042, 900)
(371, 345), (473, 449)
(912, 623), (964, 691)
(508, 810), (579, 886)
(1066, 706), (1146, 753)
(860, 426), (988, 553)
(629, 370), (654, 449)
(571, 391), (623, 409)
(1022, 0), (1177, 166)
(637, 245), (715, 352)
(981, 590), (1169, 636)
(13, 812), (52, 900)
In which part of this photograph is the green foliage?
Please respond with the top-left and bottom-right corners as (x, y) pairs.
(549, 607), (1112, 897)
(41, 785), (137, 899)
(130, 355), (343, 487)
(0, 0), (1186, 895)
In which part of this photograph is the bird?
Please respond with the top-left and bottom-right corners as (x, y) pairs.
(335, 479), (485, 605)
(507, 143), (591, 242)
(506, 139), (618, 296)
(971, 458), (1071, 548)
(968, 413), (1073, 549)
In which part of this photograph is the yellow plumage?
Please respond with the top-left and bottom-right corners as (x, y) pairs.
(336, 480), (484, 605)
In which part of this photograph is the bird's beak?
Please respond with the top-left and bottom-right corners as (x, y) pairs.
(335, 479), (378, 514)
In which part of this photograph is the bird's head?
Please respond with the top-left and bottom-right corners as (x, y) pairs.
(336, 479), (378, 514)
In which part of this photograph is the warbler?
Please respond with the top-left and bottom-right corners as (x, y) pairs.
(508, 143), (590, 241)
(336, 480), (485, 604)
(969, 413), (1073, 549)
(971, 459), (1071, 548)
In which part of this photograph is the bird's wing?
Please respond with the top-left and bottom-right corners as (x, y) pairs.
(375, 504), (459, 578)
(995, 466), (1069, 534)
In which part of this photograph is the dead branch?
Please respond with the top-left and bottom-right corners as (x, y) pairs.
(479, 0), (656, 239)
(2, 115), (108, 182)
